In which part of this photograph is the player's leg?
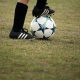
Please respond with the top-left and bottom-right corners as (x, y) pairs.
(9, 0), (34, 39)
(19, 0), (29, 4)
(32, 0), (55, 17)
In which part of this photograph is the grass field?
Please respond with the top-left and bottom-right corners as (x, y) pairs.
(0, 0), (80, 80)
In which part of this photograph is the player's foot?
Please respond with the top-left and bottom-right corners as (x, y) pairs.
(9, 29), (35, 40)
(32, 6), (55, 17)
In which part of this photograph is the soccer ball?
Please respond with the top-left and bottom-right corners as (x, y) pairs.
(30, 16), (56, 39)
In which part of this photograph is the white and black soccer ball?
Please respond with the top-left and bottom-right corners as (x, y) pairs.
(30, 16), (56, 39)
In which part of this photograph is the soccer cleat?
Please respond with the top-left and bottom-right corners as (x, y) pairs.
(9, 29), (35, 39)
(32, 6), (55, 17)
(41, 6), (55, 16)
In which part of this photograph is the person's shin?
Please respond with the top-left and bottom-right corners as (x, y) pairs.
(36, 0), (47, 9)
(12, 2), (28, 32)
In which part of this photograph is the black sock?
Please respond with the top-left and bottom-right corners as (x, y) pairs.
(36, 0), (47, 9)
(12, 2), (28, 32)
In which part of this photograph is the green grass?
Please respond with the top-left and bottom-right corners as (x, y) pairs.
(0, 0), (80, 80)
